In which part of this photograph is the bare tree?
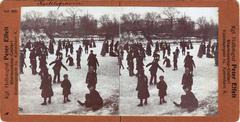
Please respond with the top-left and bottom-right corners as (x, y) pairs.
(22, 11), (43, 32)
(47, 10), (64, 34)
(66, 8), (82, 36)
(162, 7), (180, 31)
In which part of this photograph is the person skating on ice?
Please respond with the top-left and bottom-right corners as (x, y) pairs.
(157, 76), (167, 104)
(136, 70), (150, 107)
(86, 66), (97, 89)
(146, 59), (164, 85)
(49, 57), (68, 83)
(181, 68), (193, 91)
(61, 74), (72, 103)
(40, 68), (53, 105)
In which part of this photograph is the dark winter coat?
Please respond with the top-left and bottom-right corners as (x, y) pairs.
(87, 53), (96, 66)
(184, 56), (195, 71)
(157, 80), (167, 97)
(49, 41), (54, 54)
(146, 61), (164, 74)
(136, 74), (150, 99)
(66, 57), (74, 66)
(127, 53), (134, 68)
(146, 42), (152, 56)
(40, 74), (53, 98)
(180, 91), (198, 111)
(100, 42), (107, 56)
(49, 60), (68, 72)
(197, 44), (204, 58)
(86, 72), (97, 88)
(85, 90), (103, 110)
(182, 73), (193, 90)
(61, 79), (71, 96)
(163, 58), (171, 67)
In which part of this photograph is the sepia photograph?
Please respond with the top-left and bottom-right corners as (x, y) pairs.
(18, 6), (218, 116)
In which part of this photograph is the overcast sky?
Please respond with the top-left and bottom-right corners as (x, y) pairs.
(21, 6), (218, 23)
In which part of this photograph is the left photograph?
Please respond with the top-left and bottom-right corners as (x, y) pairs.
(19, 7), (120, 115)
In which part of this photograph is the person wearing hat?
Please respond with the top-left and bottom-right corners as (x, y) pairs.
(77, 86), (103, 111)
(175, 47), (180, 58)
(86, 66), (97, 89)
(181, 68), (193, 91)
(40, 69), (53, 105)
(173, 86), (198, 112)
(87, 50), (99, 72)
(136, 70), (149, 107)
(49, 57), (68, 83)
(61, 74), (72, 103)
(157, 76), (167, 104)
(173, 52), (178, 70)
(184, 52), (196, 75)
(146, 59), (165, 85)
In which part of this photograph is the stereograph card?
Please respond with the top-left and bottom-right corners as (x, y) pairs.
(0, 0), (239, 122)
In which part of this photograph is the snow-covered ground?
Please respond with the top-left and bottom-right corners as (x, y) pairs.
(19, 41), (119, 115)
(120, 43), (218, 116)
(19, 40), (218, 116)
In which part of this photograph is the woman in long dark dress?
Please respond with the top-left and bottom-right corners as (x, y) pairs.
(40, 69), (53, 105)
(136, 70), (150, 107)
(100, 41), (107, 56)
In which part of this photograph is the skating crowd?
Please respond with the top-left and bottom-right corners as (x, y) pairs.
(20, 36), (218, 112)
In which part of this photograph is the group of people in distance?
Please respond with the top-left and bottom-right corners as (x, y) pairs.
(20, 37), (103, 111)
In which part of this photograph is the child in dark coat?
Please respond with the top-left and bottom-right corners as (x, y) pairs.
(61, 74), (72, 103)
(157, 76), (167, 104)
(66, 55), (74, 66)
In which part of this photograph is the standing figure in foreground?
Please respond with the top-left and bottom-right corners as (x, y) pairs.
(157, 76), (167, 104)
(61, 74), (72, 103)
(86, 66), (97, 89)
(40, 69), (53, 105)
(182, 68), (193, 91)
(136, 70), (150, 107)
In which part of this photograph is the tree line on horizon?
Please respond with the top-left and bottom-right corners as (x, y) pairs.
(21, 8), (218, 41)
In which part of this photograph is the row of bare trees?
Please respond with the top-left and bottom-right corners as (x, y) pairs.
(21, 8), (218, 40)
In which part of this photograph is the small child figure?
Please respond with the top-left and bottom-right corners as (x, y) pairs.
(61, 74), (72, 103)
(66, 55), (74, 66)
(157, 76), (167, 104)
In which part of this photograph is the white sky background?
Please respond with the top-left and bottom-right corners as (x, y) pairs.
(21, 6), (218, 24)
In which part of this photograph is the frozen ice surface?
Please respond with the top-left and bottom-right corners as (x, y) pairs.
(19, 40), (218, 116)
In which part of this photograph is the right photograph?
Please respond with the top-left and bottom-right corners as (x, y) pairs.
(118, 7), (218, 116)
